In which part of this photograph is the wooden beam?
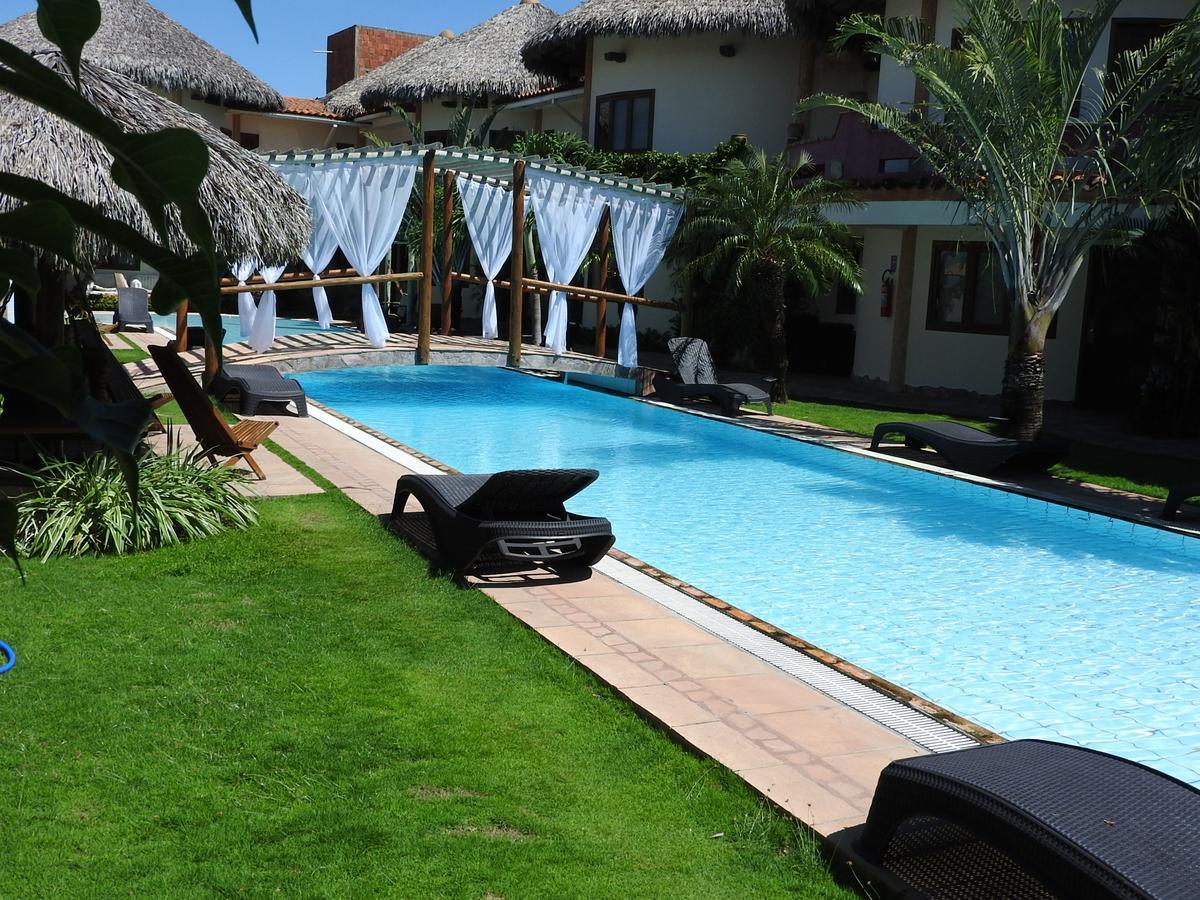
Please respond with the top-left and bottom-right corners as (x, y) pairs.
(440, 168), (455, 336)
(452, 272), (676, 311)
(594, 207), (611, 358)
(220, 271), (421, 295)
(175, 301), (189, 352)
(221, 267), (358, 287)
(508, 160), (526, 367)
(417, 150), (436, 365)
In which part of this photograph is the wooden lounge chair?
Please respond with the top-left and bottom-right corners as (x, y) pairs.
(148, 344), (276, 479)
(858, 739), (1200, 899)
(390, 469), (615, 577)
(1163, 483), (1200, 520)
(114, 286), (154, 333)
(654, 337), (777, 416)
(870, 420), (1066, 475)
(210, 364), (308, 417)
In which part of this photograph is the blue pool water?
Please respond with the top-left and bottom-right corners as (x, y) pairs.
(301, 365), (1200, 783)
(99, 312), (350, 344)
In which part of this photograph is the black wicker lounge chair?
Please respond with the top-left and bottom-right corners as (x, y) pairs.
(210, 364), (308, 417)
(390, 469), (615, 577)
(858, 739), (1200, 900)
(113, 287), (154, 333)
(1163, 482), (1200, 520)
(654, 337), (776, 417)
(870, 420), (1066, 475)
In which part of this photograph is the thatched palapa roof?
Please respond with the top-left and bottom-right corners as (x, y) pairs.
(324, 31), (455, 119)
(523, 0), (807, 75)
(0, 53), (311, 268)
(359, 0), (564, 110)
(0, 0), (283, 111)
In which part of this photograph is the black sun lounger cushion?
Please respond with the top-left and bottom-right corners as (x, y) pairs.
(655, 337), (776, 417)
(390, 469), (615, 577)
(858, 739), (1200, 900)
(1163, 482), (1200, 520)
(210, 364), (308, 417)
(870, 420), (1066, 475)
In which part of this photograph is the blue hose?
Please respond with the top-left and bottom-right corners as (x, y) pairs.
(0, 640), (14, 675)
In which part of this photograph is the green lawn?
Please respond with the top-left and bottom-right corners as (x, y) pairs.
(751, 399), (1189, 500)
(109, 331), (149, 365)
(0, 486), (852, 898)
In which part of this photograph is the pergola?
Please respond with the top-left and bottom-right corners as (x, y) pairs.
(207, 143), (686, 370)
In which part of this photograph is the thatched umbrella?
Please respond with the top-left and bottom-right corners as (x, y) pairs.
(523, 0), (807, 75)
(0, 0), (283, 111)
(0, 52), (310, 269)
(324, 30), (456, 119)
(359, 0), (563, 109)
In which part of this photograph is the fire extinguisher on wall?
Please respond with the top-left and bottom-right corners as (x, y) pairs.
(880, 257), (897, 318)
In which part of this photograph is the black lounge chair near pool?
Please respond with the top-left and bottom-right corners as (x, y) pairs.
(390, 469), (615, 577)
(210, 363), (308, 417)
(870, 420), (1066, 475)
(654, 337), (776, 417)
(858, 739), (1200, 900)
(1163, 483), (1200, 520)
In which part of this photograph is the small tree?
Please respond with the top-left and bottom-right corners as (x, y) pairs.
(671, 150), (861, 403)
(800, 0), (1200, 439)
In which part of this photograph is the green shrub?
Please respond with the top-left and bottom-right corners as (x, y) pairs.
(13, 436), (258, 560)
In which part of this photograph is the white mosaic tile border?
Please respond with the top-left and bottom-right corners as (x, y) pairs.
(311, 404), (979, 755)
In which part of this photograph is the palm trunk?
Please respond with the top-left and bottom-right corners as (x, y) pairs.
(750, 260), (789, 404)
(1000, 304), (1052, 441)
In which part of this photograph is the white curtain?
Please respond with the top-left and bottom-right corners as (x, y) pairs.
(527, 173), (607, 354)
(312, 160), (417, 348)
(606, 193), (684, 368)
(2, 292), (13, 323)
(248, 263), (288, 353)
(279, 167), (339, 329)
(456, 176), (513, 340)
(232, 257), (259, 338)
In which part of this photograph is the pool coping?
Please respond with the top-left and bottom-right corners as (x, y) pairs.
(304, 396), (1002, 750)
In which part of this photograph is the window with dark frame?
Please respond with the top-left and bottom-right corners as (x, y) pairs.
(927, 241), (1007, 334)
(594, 91), (654, 153)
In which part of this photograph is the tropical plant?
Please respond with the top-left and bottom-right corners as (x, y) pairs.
(799, 0), (1200, 439)
(13, 433), (258, 561)
(671, 150), (862, 403)
(0, 0), (260, 577)
(384, 97), (505, 149)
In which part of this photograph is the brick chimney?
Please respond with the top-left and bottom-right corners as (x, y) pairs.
(325, 26), (431, 94)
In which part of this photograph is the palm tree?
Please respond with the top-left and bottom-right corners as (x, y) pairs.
(799, 0), (1200, 439)
(672, 150), (861, 404)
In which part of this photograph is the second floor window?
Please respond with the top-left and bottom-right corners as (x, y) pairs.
(594, 91), (654, 153)
(927, 241), (1007, 334)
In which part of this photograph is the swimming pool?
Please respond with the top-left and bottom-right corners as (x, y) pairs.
(98, 312), (351, 344)
(301, 365), (1200, 784)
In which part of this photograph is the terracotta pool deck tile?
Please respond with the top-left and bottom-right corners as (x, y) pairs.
(738, 765), (863, 826)
(759, 707), (922, 757)
(578, 653), (665, 689)
(569, 593), (668, 622)
(546, 574), (630, 599)
(501, 601), (573, 629)
(675, 721), (783, 772)
(652, 643), (777, 680)
(607, 617), (723, 649)
(699, 673), (837, 715)
(822, 746), (924, 794)
(536, 625), (612, 657)
(622, 684), (718, 727)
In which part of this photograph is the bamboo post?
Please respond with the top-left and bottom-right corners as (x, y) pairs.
(175, 301), (189, 352)
(418, 150), (436, 365)
(594, 207), (611, 358)
(440, 168), (455, 336)
(508, 160), (526, 367)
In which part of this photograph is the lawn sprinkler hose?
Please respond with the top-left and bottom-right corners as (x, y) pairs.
(0, 640), (13, 675)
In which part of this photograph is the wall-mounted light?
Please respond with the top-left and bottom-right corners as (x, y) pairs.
(719, 45), (737, 58)
(603, 51), (627, 63)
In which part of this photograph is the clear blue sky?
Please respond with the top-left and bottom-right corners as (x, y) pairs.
(0, 0), (580, 98)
